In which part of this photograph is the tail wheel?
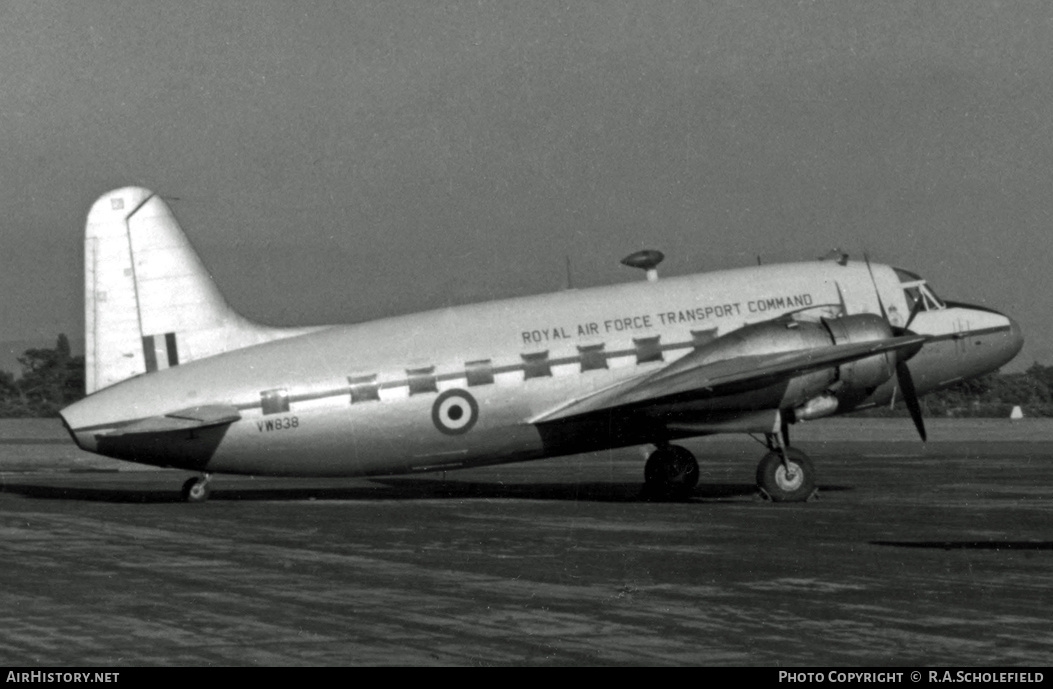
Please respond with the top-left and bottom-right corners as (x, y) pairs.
(756, 447), (816, 503)
(181, 477), (211, 503)
(644, 444), (699, 497)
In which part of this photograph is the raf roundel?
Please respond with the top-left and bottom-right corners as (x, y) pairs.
(431, 389), (479, 435)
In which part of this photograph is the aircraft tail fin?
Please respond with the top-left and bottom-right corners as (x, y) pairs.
(84, 187), (318, 394)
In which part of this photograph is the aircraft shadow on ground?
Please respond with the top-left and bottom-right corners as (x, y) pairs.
(871, 540), (1053, 551)
(0, 477), (849, 504)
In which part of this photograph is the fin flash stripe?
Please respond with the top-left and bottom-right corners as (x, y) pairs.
(142, 332), (179, 373)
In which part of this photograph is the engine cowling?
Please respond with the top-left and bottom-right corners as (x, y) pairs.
(667, 313), (899, 421)
(822, 313), (897, 393)
(791, 314), (898, 421)
(677, 317), (837, 413)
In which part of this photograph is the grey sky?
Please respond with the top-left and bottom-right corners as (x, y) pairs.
(2, 1), (1051, 372)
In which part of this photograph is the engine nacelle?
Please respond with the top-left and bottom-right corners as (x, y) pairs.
(685, 317), (838, 411)
(822, 313), (897, 396)
(677, 313), (898, 418)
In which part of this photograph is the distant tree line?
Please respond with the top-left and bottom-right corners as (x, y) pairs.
(861, 364), (1053, 419)
(0, 335), (85, 417)
(1, 335), (1052, 419)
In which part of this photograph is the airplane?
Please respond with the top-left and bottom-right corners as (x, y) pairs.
(60, 187), (1024, 503)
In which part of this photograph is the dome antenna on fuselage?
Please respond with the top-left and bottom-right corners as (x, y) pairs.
(621, 249), (664, 282)
(818, 248), (850, 266)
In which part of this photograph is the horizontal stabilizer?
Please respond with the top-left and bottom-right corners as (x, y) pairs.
(99, 404), (241, 437)
(531, 334), (927, 424)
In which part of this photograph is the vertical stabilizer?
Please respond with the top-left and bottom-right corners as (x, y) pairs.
(84, 187), (319, 393)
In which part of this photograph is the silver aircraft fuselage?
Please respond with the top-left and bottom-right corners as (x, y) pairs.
(61, 260), (1022, 477)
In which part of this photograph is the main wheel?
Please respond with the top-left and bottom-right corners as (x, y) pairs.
(644, 445), (699, 498)
(756, 447), (816, 503)
(181, 477), (211, 503)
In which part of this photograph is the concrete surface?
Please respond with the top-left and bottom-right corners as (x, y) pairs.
(0, 419), (1050, 666)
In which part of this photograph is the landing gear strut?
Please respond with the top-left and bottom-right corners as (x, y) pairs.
(643, 444), (699, 498)
(755, 432), (816, 503)
(181, 474), (212, 503)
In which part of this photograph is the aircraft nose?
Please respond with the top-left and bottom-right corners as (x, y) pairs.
(938, 302), (1025, 374)
(985, 311), (1024, 369)
(1005, 316), (1024, 360)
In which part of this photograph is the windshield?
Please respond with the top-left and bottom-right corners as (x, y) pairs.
(894, 267), (944, 311)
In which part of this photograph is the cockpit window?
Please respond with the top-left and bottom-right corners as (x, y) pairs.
(922, 283), (945, 309)
(894, 268), (923, 283)
(894, 267), (944, 312)
(902, 285), (923, 312)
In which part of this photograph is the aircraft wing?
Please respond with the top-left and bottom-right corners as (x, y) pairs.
(99, 404), (241, 436)
(530, 334), (927, 424)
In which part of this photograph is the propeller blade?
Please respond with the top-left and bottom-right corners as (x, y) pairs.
(834, 281), (848, 317)
(896, 360), (927, 442)
(860, 253), (927, 441)
(863, 252), (889, 323)
(901, 296), (925, 331)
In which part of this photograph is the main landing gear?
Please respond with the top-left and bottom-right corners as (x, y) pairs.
(643, 443), (699, 499)
(755, 433), (817, 503)
(641, 431), (817, 503)
(181, 474), (212, 503)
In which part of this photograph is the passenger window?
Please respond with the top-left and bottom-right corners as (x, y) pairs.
(691, 328), (717, 349)
(633, 336), (663, 364)
(578, 344), (608, 372)
(348, 375), (380, 403)
(261, 388), (290, 415)
(407, 367), (438, 395)
(522, 351), (552, 379)
(465, 359), (494, 386)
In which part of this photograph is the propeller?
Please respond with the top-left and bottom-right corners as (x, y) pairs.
(896, 357), (926, 441)
(864, 253), (927, 441)
(902, 294), (924, 331)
